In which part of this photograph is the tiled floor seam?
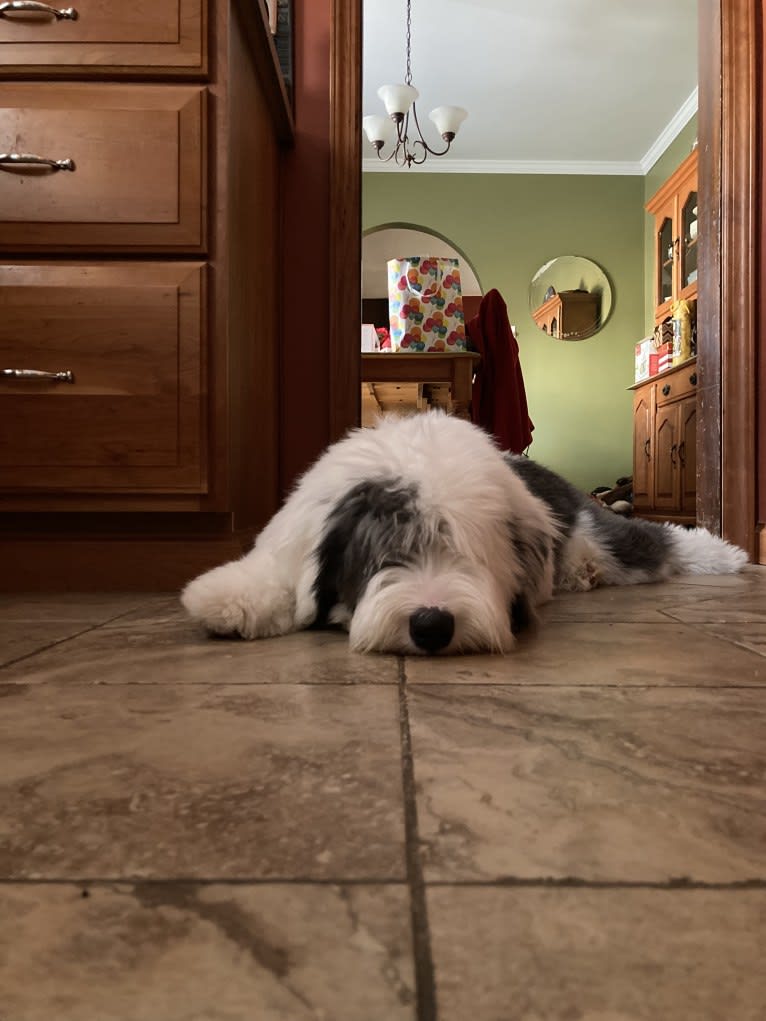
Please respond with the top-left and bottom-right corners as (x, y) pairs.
(423, 878), (766, 890)
(0, 601), (167, 672)
(398, 657), (438, 1021)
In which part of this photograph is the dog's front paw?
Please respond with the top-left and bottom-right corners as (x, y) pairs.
(181, 561), (296, 639)
(559, 560), (601, 592)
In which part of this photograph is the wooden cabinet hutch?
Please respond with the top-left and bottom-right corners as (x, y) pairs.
(531, 289), (600, 340)
(646, 149), (699, 324)
(631, 358), (697, 524)
(0, 0), (293, 588)
(633, 148), (699, 525)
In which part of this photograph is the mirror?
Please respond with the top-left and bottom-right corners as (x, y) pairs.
(529, 255), (613, 341)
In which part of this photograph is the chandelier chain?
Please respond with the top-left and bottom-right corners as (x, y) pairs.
(405, 0), (412, 85)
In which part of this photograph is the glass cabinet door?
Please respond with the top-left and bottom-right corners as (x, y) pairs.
(680, 189), (698, 291)
(658, 216), (674, 305)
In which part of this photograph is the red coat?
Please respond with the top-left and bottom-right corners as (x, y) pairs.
(467, 289), (534, 453)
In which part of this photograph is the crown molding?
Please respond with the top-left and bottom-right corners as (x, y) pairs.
(362, 89), (700, 177)
(640, 88), (699, 173)
(362, 158), (644, 175)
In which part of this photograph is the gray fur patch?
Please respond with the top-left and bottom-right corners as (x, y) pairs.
(582, 501), (672, 572)
(507, 453), (672, 576)
(312, 478), (422, 624)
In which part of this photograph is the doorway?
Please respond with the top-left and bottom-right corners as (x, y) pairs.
(328, 0), (760, 557)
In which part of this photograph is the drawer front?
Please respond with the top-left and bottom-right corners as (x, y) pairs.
(0, 83), (205, 251)
(0, 262), (206, 492)
(655, 363), (697, 407)
(0, 0), (205, 74)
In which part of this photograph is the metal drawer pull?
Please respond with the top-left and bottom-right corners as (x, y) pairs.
(662, 383), (671, 396)
(0, 153), (75, 172)
(0, 2), (78, 19)
(2, 368), (74, 383)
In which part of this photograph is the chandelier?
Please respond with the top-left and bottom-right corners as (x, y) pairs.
(362, 0), (467, 168)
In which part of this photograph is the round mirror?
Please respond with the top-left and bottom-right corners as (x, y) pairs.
(528, 255), (612, 341)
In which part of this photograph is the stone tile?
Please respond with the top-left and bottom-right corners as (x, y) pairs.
(407, 685), (766, 882)
(428, 887), (766, 1021)
(0, 882), (415, 1021)
(0, 592), (165, 624)
(0, 684), (405, 880)
(694, 623), (766, 659)
(0, 621), (93, 668)
(662, 592), (766, 624)
(547, 569), (766, 622)
(404, 621), (766, 686)
(3, 623), (399, 686)
(543, 586), (674, 623)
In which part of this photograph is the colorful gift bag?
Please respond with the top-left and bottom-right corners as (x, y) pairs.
(387, 256), (467, 352)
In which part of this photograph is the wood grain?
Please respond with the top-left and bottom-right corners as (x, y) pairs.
(0, 83), (205, 251)
(0, 0), (206, 75)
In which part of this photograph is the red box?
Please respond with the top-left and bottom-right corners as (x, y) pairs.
(649, 342), (673, 376)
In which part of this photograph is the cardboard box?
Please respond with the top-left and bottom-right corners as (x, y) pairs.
(360, 323), (380, 352)
(634, 337), (653, 382)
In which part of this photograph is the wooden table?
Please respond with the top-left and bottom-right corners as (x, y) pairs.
(361, 352), (480, 420)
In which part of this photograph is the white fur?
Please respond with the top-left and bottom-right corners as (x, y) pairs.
(181, 412), (748, 655)
(664, 523), (750, 574)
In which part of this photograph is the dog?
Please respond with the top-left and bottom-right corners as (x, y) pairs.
(181, 411), (748, 655)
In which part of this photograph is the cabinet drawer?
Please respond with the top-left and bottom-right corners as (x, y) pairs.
(655, 364), (698, 407)
(0, 262), (206, 493)
(0, 83), (205, 251)
(0, 0), (205, 75)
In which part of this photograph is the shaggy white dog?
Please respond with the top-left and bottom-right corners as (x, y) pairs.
(182, 412), (748, 655)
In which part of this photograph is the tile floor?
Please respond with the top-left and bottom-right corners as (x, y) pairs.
(1, 571), (765, 1021)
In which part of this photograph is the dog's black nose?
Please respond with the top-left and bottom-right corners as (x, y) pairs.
(409, 607), (455, 653)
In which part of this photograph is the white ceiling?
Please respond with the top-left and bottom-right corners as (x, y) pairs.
(362, 0), (698, 174)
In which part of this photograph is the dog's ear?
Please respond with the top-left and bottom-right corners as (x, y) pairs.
(313, 478), (417, 623)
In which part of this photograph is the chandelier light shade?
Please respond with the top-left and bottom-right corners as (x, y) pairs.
(363, 0), (468, 168)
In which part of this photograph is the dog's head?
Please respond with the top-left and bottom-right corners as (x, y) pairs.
(312, 477), (537, 655)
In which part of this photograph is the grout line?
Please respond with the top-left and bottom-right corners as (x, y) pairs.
(2, 678), (764, 689)
(1, 876), (764, 890)
(398, 657), (439, 1021)
(425, 877), (766, 890)
(0, 877), (408, 887)
(0, 603), (162, 673)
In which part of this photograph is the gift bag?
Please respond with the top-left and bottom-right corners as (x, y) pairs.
(387, 256), (466, 352)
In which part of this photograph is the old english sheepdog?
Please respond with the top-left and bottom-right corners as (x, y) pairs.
(182, 411), (748, 655)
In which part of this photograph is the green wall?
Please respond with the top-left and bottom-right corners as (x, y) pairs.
(363, 172), (645, 492)
(643, 117), (699, 333)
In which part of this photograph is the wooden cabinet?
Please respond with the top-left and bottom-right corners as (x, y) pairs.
(0, 0), (206, 75)
(0, 83), (205, 250)
(631, 359), (698, 524)
(0, 0), (294, 588)
(646, 149), (698, 324)
(0, 262), (205, 491)
(531, 289), (600, 340)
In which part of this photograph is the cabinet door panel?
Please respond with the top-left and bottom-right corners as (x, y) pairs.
(679, 395), (697, 517)
(0, 83), (205, 251)
(632, 388), (654, 510)
(654, 404), (680, 511)
(0, 262), (206, 493)
(0, 0), (205, 74)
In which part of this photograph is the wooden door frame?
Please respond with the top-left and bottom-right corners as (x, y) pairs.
(698, 0), (759, 558)
(328, 0), (362, 442)
(329, 0), (760, 556)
